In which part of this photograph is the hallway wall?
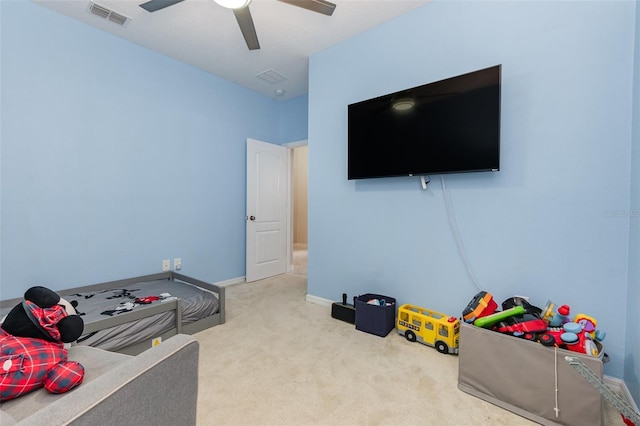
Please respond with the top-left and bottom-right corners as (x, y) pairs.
(293, 146), (308, 245)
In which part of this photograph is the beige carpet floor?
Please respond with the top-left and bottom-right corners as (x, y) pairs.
(195, 274), (622, 425)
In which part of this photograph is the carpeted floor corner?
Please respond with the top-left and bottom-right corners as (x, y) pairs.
(194, 274), (621, 425)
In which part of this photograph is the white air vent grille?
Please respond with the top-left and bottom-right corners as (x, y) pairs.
(88, 2), (130, 26)
(256, 69), (288, 84)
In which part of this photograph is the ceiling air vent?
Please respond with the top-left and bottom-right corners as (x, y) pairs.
(256, 69), (287, 84)
(88, 2), (130, 26)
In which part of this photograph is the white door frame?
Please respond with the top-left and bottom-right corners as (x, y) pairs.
(283, 139), (308, 273)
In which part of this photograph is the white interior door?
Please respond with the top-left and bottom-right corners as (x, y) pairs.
(246, 138), (289, 282)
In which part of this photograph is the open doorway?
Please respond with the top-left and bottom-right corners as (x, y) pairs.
(290, 143), (308, 277)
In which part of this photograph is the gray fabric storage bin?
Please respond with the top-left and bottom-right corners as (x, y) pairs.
(458, 322), (603, 426)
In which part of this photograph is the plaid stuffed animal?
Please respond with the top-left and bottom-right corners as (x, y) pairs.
(0, 329), (84, 401)
(0, 286), (85, 401)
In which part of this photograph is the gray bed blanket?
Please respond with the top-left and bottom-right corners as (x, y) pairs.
(70, 278), (218, 351)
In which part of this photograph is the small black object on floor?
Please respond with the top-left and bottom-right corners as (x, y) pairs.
(331, 293), (356, 324)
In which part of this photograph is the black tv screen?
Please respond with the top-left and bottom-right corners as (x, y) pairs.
(348, 65), (501, 180)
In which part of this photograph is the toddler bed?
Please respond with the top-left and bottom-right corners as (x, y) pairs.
(0, 271), (225, 355)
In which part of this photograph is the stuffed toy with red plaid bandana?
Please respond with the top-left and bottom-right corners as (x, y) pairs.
(0, 286), (85, 401)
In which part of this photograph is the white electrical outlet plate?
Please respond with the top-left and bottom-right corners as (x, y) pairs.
(162, 259), (170, 271)
(174, 258), (182, 270)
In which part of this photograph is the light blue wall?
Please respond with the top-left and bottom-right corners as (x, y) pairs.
(308, 0), (635, 381)
(625, 0), (640, 405)
(0, 1), (283, 298)
(279, 94), (308, 143)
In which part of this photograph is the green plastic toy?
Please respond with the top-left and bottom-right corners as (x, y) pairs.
(473, 305), (526, 328)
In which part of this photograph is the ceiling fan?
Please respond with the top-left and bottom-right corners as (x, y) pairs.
(139, 0), (336, 50)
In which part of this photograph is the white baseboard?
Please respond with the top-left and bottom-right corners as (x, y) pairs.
(215, 276), (246, 287)
(305, 294), (333, 307)
(604, 375), (639, 413)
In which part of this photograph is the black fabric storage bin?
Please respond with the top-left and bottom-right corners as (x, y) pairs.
(355, 294), (396, 337)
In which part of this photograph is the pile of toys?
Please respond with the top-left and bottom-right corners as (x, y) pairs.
(462, 291), (606, 357)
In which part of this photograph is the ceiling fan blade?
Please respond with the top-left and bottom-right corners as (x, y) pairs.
(233, 7), (260, 50)
(139, 0), (185, 12)
(277, 0), (336, 16)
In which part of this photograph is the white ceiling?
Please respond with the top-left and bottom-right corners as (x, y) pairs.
(35, 0), (430, 100)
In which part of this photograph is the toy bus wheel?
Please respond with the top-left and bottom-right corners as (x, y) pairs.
(435, 341), (448, 354)
(405, 330), (417, 342)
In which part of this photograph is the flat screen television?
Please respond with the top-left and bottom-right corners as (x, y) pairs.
(347, 65), (501, 180)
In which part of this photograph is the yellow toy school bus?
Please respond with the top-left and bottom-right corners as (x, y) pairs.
(397, 304), (460, 354)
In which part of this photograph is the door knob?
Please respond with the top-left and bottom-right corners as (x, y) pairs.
(249, 215), (256, 221)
